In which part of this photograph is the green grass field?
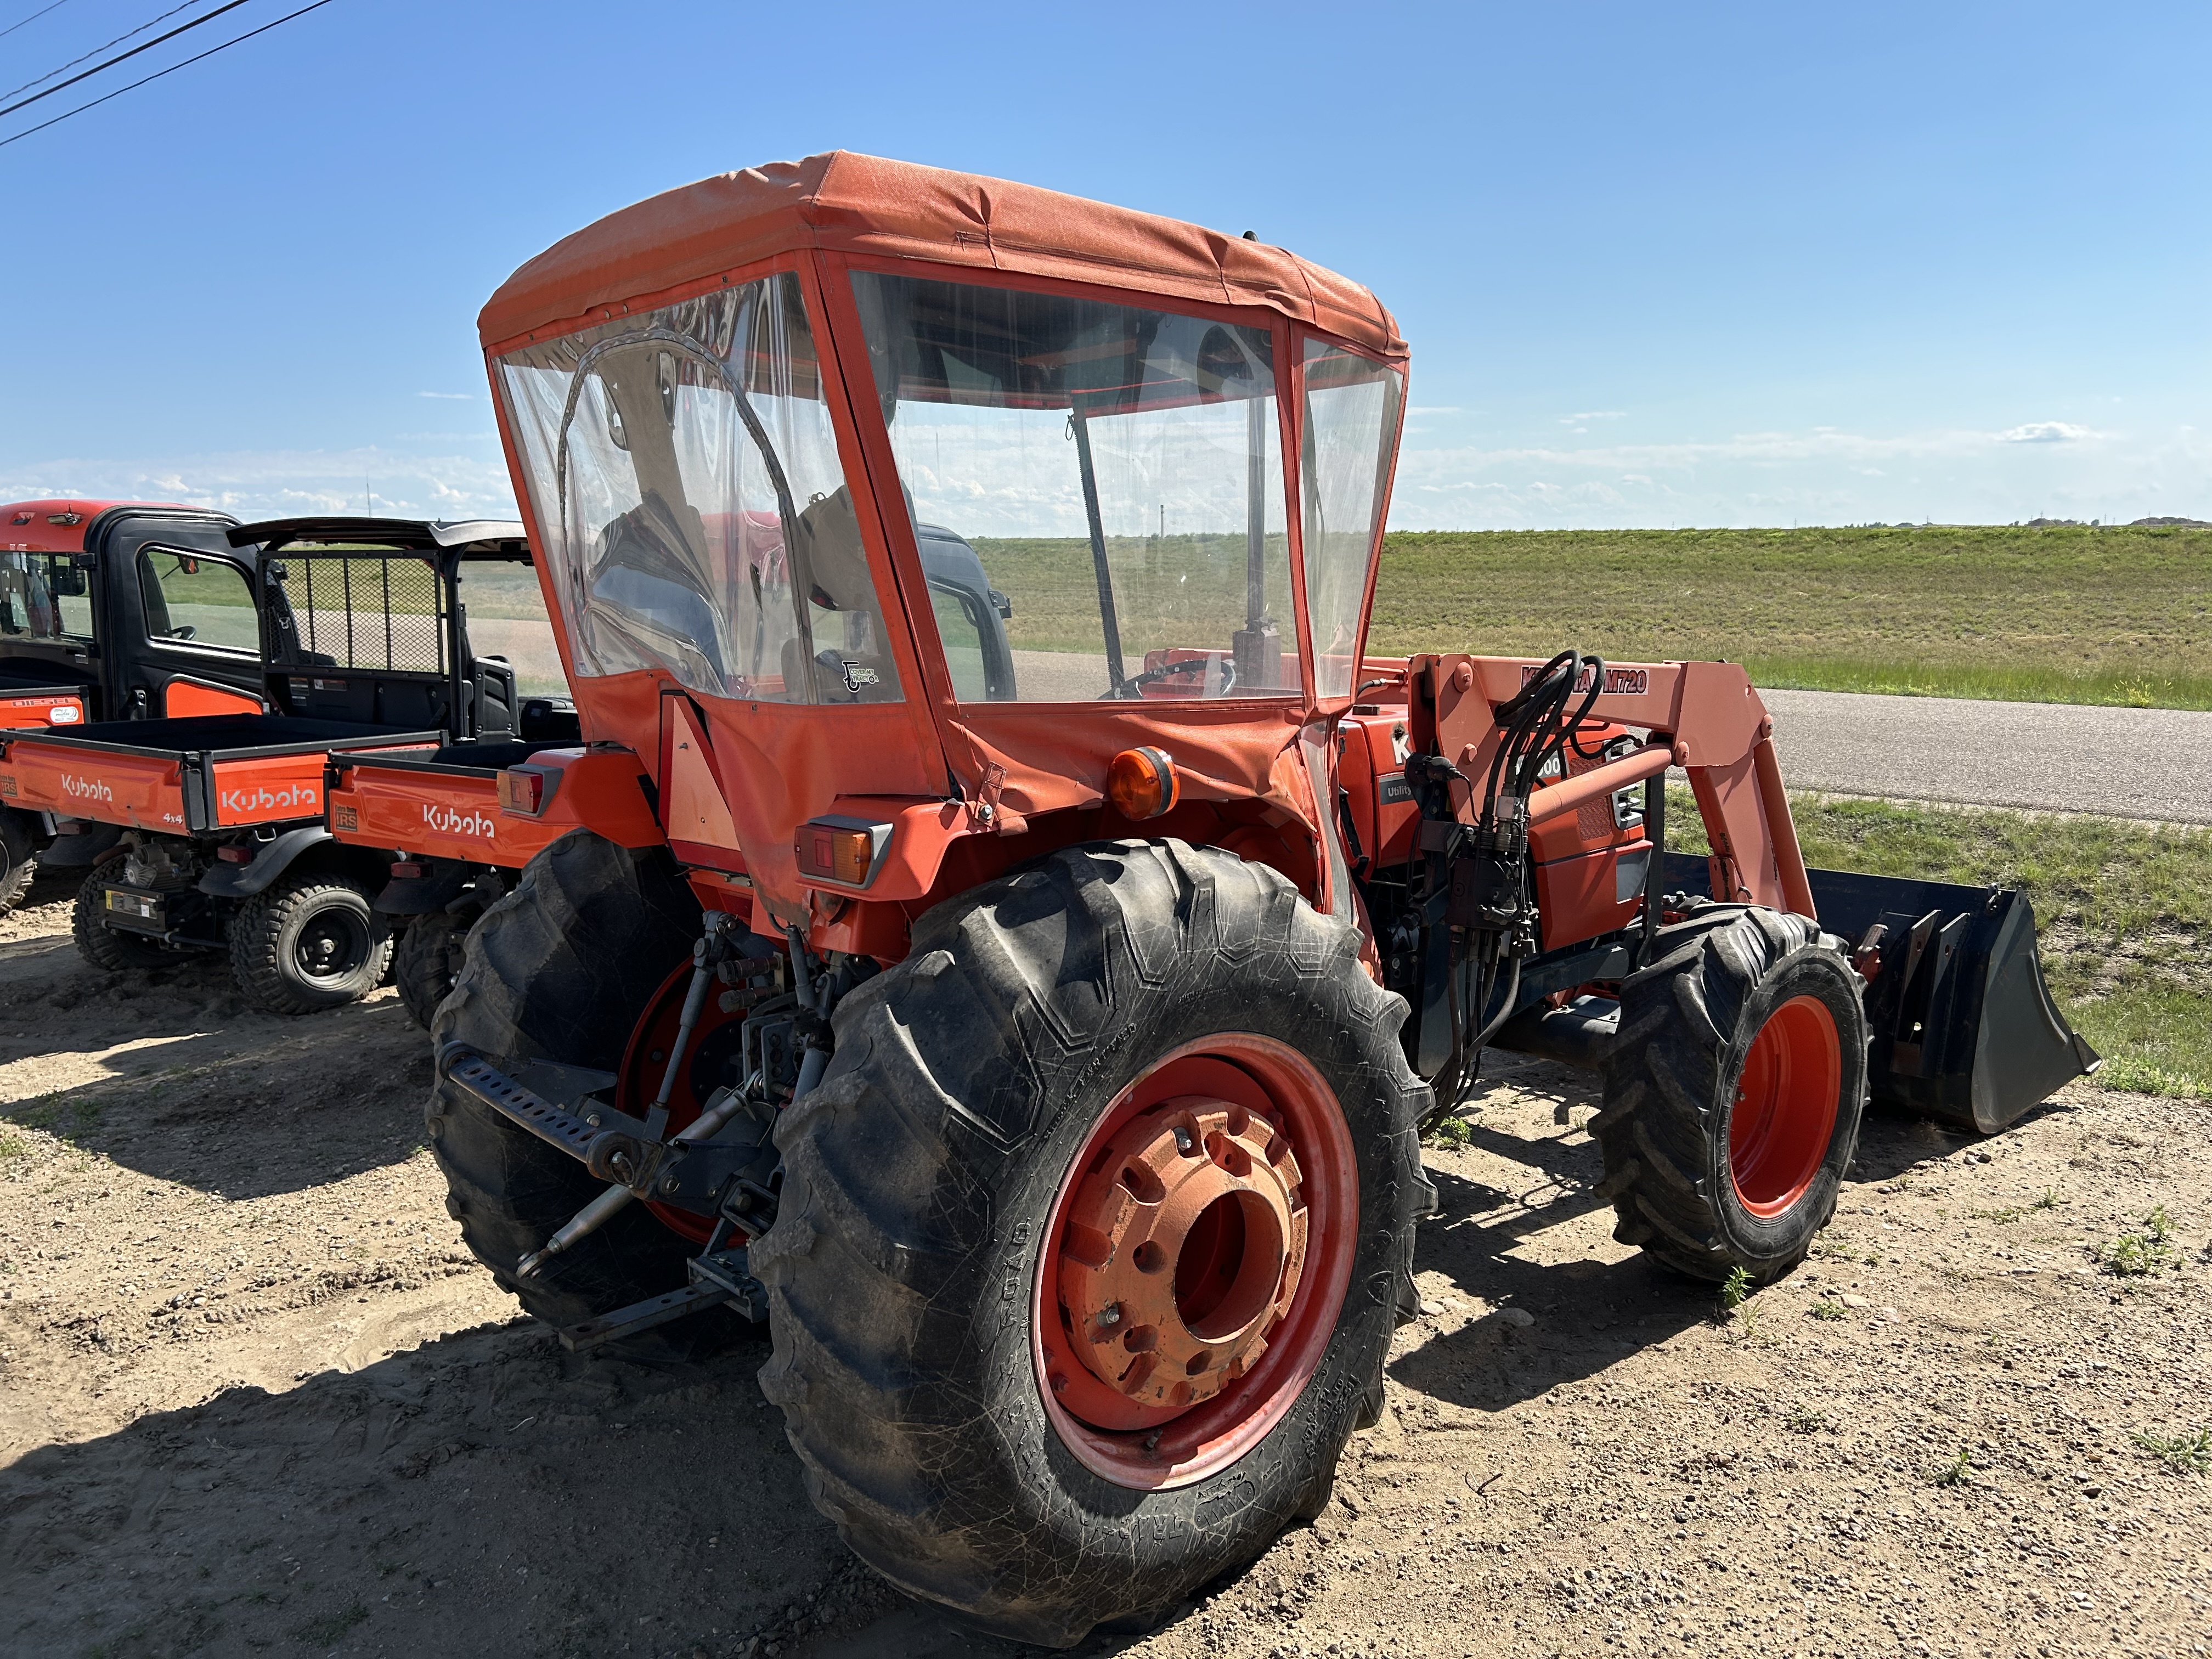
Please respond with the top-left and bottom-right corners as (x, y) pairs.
(1673, 788), (2212, 1098)
(1369, 523), (2212, 710)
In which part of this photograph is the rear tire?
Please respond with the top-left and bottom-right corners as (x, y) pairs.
(71, 867), (171, 972)
(394, 913), (471, 1029)
(426, 830), (705, 1341)
(753, 839), (1429, 1647)
(1594, 902), (1868, 1283)
(229, 874), (392, 1014)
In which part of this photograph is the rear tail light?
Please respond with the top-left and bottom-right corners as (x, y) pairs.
(216, 845), (253, 865)
(390, 861), (425, 879)
(498, 768), (550, 815)
(53, 818), (84, 836)
(794, 816), (893, 887)
(1105, 747), (1179, 821)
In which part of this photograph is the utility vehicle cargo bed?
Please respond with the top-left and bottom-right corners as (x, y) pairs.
(0, 714), (437, 833)
(328, 741), (581, 866)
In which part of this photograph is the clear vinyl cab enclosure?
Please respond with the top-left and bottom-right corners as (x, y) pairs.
(483, 155), (1406, 954)
(434, 153), (2092, 1649)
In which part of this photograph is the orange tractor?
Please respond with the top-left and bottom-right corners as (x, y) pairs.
(430, 153), (2094, 1644)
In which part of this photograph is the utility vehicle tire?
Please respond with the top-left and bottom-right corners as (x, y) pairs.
(229, 874), (393, 1014)
(753, 839), (1430, 1648)
(0, 812), (36, 911)
(1594, 901), (1868, 1284)
(394, 913), (471, 1029)
(426, 830), (706, 1345)
(71, 867), (170, 972)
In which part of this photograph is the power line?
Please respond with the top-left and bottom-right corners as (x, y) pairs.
(2, 0), (201, 103)
(0, 0), (75, 44)
(0, 0), (333, 149)
(0, 0), (250, 123)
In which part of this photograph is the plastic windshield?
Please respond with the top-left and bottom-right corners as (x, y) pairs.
(497, 273), (900, 704)
(1299, 341), (1402, 699)
(853, 272), (1291, 703)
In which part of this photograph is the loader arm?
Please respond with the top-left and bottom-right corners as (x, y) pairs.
(1397, 652), (1816, 919)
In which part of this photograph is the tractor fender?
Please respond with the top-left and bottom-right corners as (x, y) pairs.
(198, 826), (336, 899)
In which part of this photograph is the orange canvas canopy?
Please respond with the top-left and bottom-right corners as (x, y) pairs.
(478, 151), (1404, 358)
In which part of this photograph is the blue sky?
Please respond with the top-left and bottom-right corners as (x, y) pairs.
(2, 0), (2207, 529)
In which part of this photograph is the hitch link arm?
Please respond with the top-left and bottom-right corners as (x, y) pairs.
(510, 1085), (754, 1279)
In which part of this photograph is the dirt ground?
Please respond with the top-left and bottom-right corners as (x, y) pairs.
(2, 865), (2208, 1659)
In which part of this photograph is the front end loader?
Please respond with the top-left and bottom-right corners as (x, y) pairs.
(427, 152), (2094, 1646)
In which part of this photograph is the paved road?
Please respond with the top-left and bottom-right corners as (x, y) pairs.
(1762, 688), (2212, 825)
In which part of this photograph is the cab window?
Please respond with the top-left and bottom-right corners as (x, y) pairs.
(137, 549), (260, 653)
(0, 551), (92, 641)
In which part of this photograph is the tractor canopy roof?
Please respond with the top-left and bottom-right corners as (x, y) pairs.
(476, 150), (1404, 359)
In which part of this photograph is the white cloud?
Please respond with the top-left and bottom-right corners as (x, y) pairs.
(1561, 410), (1627, 422)
(1407, 405), (1462, 415)
(417, 391), (478, 401)
(0, 448), (518, 523)
(1999, 421), (2093, 444)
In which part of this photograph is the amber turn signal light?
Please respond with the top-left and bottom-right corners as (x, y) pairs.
(1105, 746), (1179, 821)
(795, 815), (894, 887)
(498, 768), (548, 814)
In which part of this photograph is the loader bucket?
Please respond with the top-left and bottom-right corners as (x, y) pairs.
(1662, 855), (2098, 1134)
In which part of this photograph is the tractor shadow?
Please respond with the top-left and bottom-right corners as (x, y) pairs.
(0, 889), (436, 1200)
(0, 1317), (891, 1658)
(1389, 1056), (1712, 1413)
(1390, 1056), (2081, 1415)
(1845, 1093), (2080, 1182)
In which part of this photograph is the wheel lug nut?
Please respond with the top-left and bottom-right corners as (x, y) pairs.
(1095, 1302), (1121, 1328)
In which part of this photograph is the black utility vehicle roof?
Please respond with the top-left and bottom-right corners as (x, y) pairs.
(227, 516), (529, 558)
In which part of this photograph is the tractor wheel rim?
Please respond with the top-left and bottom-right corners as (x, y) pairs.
(1034, 1035), (1356, 1492)
(1728, 993), (1842, 1218)
(295, 908), (369, 983)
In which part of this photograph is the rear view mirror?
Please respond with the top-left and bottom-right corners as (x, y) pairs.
(49, 560), (87, 597)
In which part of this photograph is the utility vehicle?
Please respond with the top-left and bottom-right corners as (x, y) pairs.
(0, 515), (537, 1012)
(0, 499), (272, 904)
(427, 153), (2094, 1644)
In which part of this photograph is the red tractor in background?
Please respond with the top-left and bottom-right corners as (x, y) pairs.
(428, 153), (2094, 1645)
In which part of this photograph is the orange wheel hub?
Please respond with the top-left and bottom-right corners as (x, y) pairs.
(1056, 1098), (1307, 1412)
(1728, 992), (1842, 1217)
(1034, 1039), (1357, 1492)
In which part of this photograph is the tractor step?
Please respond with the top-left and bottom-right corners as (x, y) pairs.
(1664, 854), (2098, 1133)
(555, 1247), (767, 1354)
(438, 1042), (651, 1173)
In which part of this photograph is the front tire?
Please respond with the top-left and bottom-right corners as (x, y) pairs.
(0, 811), (36, 911)
(1595, 902), (1868, 1282)
(753, 839), (1430, 1647)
